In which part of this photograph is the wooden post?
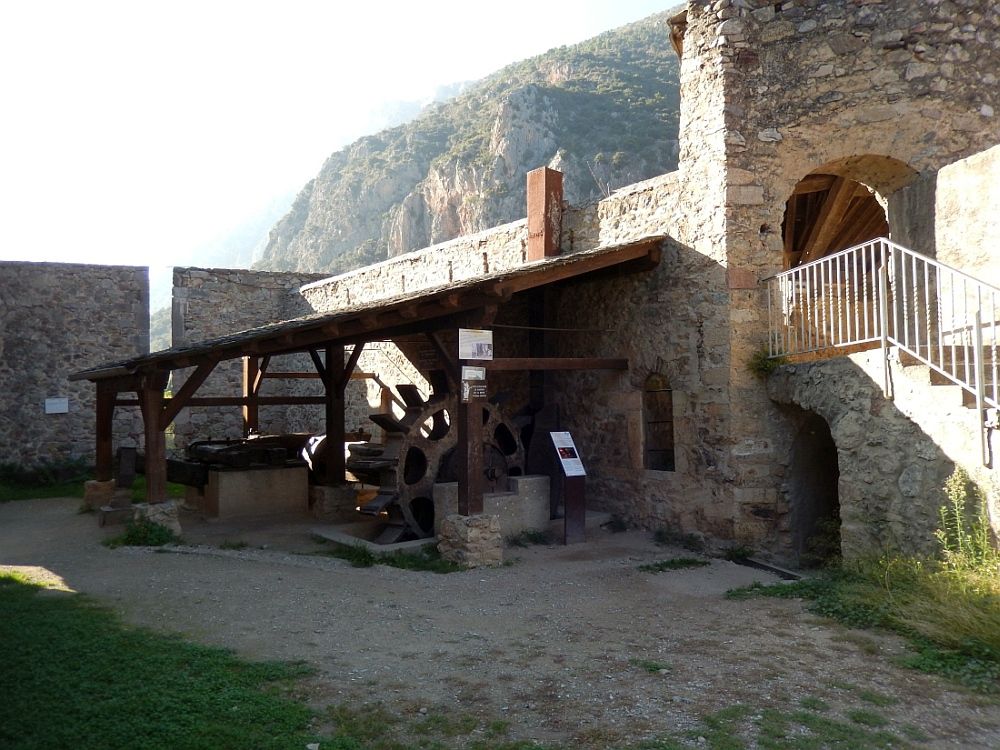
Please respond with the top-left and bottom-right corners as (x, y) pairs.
(321, 344), (346, 486)
(242, 355), (259, 437)
(564, 476), (586, 544)
(457, 398), (484, 515)
(95, 380), (116, 482)
(138, 372), (169, 503)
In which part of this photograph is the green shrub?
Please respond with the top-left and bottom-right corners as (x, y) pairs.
(746, 347), (787, 379)
(936, 467), (1000, 572)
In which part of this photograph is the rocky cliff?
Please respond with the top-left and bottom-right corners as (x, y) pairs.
(255, 12), (681, 275)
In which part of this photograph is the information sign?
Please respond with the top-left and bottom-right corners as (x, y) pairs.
(550, 431), (586, 477)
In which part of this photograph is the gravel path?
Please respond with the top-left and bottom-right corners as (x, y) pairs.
(2, 497), (997, 748)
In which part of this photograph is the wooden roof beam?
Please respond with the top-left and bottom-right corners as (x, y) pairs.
(799, 176), (856, 264)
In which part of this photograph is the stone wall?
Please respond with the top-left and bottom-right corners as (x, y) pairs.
(0, 262), (147, 467)
(170, 267), (426, 449)
(768, 347), (999, 559)
(171, 267), (328, 447)
(300, 220), (528, 313)
(934, 142), (1000, 286)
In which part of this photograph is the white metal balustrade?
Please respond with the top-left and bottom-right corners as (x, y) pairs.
(764, 237), (1000, 463)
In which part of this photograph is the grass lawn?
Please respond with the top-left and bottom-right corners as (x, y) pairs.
(0, 571), (320, 750)
(0, 474), (186, 504)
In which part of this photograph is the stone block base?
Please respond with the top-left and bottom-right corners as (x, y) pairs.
(202, 467), (308, 519)
(433, 475), (550, 537)
(132, 500), (182, 535)
(437, 514), (502, 568)
(311, 485), (359, 522)
(98, 506), (133, 527)
(83, 480), (115, 511)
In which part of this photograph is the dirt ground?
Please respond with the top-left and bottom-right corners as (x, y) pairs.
(2, 497), (998, 748)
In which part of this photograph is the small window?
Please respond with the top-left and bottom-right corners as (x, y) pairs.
(643, 374), (675, 471)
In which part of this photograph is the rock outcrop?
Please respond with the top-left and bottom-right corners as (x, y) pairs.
(255, 12), (680, 274)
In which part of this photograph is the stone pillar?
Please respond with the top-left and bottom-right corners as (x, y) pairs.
(437, 514), (502, 568)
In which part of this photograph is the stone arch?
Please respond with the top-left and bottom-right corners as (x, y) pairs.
(780, 154), (917, 268)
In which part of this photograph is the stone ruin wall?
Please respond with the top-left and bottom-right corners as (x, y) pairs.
(0, 262), (147, 467)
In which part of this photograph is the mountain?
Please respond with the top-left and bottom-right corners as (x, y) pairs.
(253, 11), (681, 275)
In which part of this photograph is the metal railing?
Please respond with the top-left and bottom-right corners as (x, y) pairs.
(764, 237), (1000, 462)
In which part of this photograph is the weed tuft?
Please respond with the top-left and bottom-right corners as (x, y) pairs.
(746, 348), (787, 379)
(653, 527), (705, 553)
(102, 517), (180, 548)
(317, 541), (463, 574)
(630, 657), (671, 674)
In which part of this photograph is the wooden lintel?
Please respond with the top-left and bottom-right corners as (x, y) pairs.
(397, 304), (420, 320)
(151, 395), (330, 408)
(482, 357), (629, 371)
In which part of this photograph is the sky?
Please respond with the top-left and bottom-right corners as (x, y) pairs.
(0, 0), (670, 273)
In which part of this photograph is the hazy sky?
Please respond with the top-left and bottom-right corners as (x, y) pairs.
(0, 1), (670, 270)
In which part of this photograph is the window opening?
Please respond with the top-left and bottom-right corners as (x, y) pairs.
(643, 374), (675, 471)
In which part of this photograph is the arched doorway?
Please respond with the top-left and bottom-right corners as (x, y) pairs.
(787, 413), (840, 566)
(781, 155), (917, 269)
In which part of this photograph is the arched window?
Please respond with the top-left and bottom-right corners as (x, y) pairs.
(643, 374), (674, 471)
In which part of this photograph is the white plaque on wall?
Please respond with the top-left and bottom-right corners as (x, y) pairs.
(45, 397), (70, 414)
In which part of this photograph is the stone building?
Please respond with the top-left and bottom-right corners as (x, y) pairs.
(25, 0), (1000, 565)
(289, 0), (1000, 561)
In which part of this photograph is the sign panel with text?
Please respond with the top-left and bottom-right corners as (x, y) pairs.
(550, 431), (586, 477)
